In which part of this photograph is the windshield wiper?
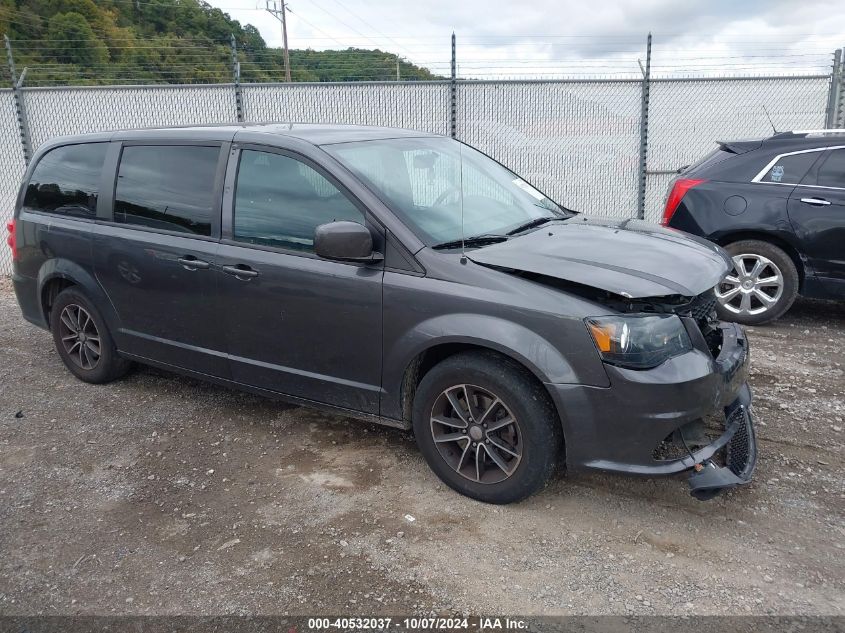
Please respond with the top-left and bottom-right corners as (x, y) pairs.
(431, 234), (508, 250)
(506, 216), (556, 235)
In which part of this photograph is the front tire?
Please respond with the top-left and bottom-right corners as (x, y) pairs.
(412, 351), (562, 504)
(715, 240), (799, 325)
(50, 288), (133, 384)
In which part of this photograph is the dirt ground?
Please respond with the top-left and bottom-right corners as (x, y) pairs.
(0, 278), (843, 617)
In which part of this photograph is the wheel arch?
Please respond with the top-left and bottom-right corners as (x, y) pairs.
(713, 230), (805, 291)
(37, 259), (119, 330)
(395, 337), (566, 432)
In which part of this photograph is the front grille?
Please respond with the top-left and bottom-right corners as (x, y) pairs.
(674, 289), (721, 357)
(688, 291), (717, 321)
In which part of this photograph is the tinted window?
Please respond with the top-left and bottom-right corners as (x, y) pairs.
(114, 145), (219, 236)
(23, 143), (107, 218)
(759, 151), (819, 184)
(816, 149), (845, 188)
(234, 150), (365, 252)
(685, 147), (734, 173)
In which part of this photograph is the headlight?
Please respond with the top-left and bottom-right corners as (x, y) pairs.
(585, 314), (692, 369)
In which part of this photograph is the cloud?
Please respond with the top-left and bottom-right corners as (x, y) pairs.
(210, 0), (844, 77)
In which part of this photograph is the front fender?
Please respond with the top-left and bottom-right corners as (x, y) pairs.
(381, 312), (606, 421)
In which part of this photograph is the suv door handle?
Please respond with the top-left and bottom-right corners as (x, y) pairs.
(177, 256), (210, 270)
(222, 264), (260, 280)
(799, 197), (831, 206)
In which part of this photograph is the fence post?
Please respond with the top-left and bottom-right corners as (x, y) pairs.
(230, 33), (244, 123)
(836, 48), (844, 128)
(450, 32), (456, 139)
(825, 48), (842, 128)
(4, 34), (31, 164)
(636, 32), (652, 220)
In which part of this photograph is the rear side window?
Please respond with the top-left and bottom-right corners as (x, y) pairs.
(758, 152), (819, 184)
(233, 150), (365, 252)
(114, 145), (220, 236)
(815, 149), (845, 188)
(23, 143), (107, 218)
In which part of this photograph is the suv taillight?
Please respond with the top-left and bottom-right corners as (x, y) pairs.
(661, 178), (706, 226)
(6, 219), (17, 261)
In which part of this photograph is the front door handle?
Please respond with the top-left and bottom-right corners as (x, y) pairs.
(177, 256), (210, 270)
(222, 264), (260, 280)
(799, 197), (831, 206)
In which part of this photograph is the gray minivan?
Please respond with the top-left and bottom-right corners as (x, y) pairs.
(7, 123), (757, 503)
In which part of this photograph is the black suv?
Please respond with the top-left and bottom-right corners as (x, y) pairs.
(8, 124), (756, 503)
(662, 129), (845, 324)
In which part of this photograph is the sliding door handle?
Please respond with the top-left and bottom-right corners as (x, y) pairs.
(177, 257), (210, 270)
(222, 264), (259, 279)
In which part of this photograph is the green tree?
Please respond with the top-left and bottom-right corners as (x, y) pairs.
(46, 11), (109, 66)
(2, 0), (441, 85)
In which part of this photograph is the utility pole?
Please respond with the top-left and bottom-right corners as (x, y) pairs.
(396, 56), (400, 81)
(265, 0), (291, 82)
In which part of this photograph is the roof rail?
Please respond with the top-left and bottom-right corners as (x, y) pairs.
(779, 129), (845, 138)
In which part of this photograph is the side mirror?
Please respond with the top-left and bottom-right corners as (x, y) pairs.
(314, 221), (383, 263)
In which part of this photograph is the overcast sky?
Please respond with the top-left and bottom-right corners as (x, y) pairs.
(207, 0), (845, 78)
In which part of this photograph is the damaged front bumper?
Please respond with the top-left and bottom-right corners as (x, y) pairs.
(675, 389), (757, 500)
(546, 322), (758, 499)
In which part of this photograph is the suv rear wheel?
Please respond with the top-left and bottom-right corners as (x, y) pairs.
(715, 240), (799, 325)
(412, 351), (562, 504)
(50, 288), (133, 383)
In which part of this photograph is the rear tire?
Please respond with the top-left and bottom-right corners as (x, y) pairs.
(412, 351), (562, 504)
(715, 240), (799, 325)
(50, 288), (133, 384)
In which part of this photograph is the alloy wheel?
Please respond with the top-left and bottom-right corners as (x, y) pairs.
(430, 384), (522, 484)
(58, 304), (101, 370)
(716, 253), (784, 317)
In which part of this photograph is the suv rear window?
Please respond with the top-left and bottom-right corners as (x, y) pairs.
(23, 143), (107, 218)
(114, 145), (220, 236)
(684, 147), (733, 174)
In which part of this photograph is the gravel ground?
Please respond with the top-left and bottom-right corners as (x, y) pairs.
(0, 278), (843, 616)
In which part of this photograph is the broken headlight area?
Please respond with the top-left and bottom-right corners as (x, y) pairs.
(652, 405), (757, 500)
(507, 270), (729, 364)
(585, 314), (692, 369)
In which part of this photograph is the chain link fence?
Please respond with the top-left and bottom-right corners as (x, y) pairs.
(644, 76), (831, 222)
(0, 89), (25, 266)
(456, 80), (643, 216)
(242, 81), (451, 135)
(0, 72), (842, 275)
(22, 84), (238, 149)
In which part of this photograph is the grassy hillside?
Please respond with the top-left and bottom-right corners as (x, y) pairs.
(0, 0), (440, 85)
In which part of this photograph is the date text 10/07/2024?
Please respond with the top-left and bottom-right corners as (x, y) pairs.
(306, 617), (530, 630)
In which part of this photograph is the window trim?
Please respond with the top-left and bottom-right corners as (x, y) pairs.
(102, 140), (229, 241)
(21, 141), (110, 221)
(751, 145), (845, 190)
(220, 143), (384, 262)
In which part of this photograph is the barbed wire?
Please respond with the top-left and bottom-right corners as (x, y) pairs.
(0, 25), (838, 86)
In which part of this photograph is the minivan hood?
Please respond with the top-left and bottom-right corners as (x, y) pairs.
(467, 216), (731, 298)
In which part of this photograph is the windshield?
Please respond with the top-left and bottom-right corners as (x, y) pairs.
(323, 136), (568, 246)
